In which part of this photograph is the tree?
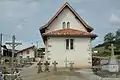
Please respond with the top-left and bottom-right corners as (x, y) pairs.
(115, 29), (120, 40)
(104, 32), (115, 43)
(114, 29), (120, 50)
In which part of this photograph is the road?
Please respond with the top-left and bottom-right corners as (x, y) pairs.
(20, 66), (87, 80)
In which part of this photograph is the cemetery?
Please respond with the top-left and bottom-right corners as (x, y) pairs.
(0, 1), (120, 80)
(92, 44), (120, 79)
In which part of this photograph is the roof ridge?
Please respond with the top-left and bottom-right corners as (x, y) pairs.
(39, 2), (93, 32)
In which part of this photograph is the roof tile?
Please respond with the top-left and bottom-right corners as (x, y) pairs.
(43, 28), (97, 38)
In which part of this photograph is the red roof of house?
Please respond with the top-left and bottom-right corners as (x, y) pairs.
(43, 28), (97, 38)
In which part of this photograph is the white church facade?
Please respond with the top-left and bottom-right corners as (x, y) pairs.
(40, 2), (97, 68)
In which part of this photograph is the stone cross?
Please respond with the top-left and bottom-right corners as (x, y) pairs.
(109, 44), (116, 59)
(37, 61), (43, 73)
(64, 58), (69, 68)
(69, 62), (74, 71)
(44, 61), (50, 72)
(52, 61), (58, 72)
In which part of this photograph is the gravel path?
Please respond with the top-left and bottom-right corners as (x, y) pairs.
(20, 66), (87, 80)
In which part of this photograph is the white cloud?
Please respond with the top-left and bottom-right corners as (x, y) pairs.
(110, 13), (120, 25)
(16, 25), (22, 30)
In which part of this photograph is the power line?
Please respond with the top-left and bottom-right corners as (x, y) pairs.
(0, 33), (2, 57)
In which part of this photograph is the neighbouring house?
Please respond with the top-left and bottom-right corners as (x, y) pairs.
(39, 2), (97, 68)
(2, 47), (18, 63)
(36, 48), (45, 61)
(16, 46), (37, 62)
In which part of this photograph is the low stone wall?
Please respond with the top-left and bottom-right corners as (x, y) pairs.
(98, 77), (120, 80)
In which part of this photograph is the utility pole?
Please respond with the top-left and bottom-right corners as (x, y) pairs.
(36, 41), (38, 58)
(0, 33), (2, 57)
(36, 41), (38, 48)
(5, 35), (22, 79)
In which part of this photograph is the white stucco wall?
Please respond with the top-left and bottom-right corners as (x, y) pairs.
(46, 37), (92, 68)
(43, 5), (94, 69)
(45, 7), (87, 33)
(17, 49), (35, 59)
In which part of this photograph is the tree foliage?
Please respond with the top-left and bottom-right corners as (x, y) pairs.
(94, 29), (120, 56)
(115, 29), (120, 40)
(104, 32), (115, 43)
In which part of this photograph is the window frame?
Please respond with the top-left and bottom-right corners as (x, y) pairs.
(67, 22), (70, 28)
(70, 39), (74, 49)
(62, 22), (66, 29)
(66, 39), (74, 50)
(66, 39), (69, 50)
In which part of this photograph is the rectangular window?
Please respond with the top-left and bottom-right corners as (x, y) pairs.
(27, 50), (30, 54)
(70, 39), (74, 49)
(66, 39), (74, 50)
(27, 56), (29, 58)
(66, 39), (69, 49)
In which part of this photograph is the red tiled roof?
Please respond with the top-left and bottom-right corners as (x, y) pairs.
(43, 28), (97, 38)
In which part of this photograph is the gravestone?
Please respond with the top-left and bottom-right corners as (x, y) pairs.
(44, 61), (50, 72)
(69, 62), (74, 71)
(64, 58), (69, 68)
(0, 65), (4, 80)
(37, 61), (43, 73)
(108, 44), (119, 72)
(52, 61), (58, 72)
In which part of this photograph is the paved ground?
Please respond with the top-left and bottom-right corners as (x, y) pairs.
(20, 66), (87, 80)
(20, 62), (120, 80)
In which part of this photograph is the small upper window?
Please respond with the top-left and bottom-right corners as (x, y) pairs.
(67, 22), (70, 28)
(63, 22), (66, 29)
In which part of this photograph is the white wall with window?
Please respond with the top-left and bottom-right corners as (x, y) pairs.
(47, 37), (92, 68)
(17, 49), (35, 59)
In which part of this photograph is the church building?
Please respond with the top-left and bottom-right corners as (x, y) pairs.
(39, 2), (97, 68)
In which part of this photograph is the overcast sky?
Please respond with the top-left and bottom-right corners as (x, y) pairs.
(0, 0), (120, 49)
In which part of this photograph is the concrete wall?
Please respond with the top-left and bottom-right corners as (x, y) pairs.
(46, 37), (92, 68)
(45, 7), (87, 33)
